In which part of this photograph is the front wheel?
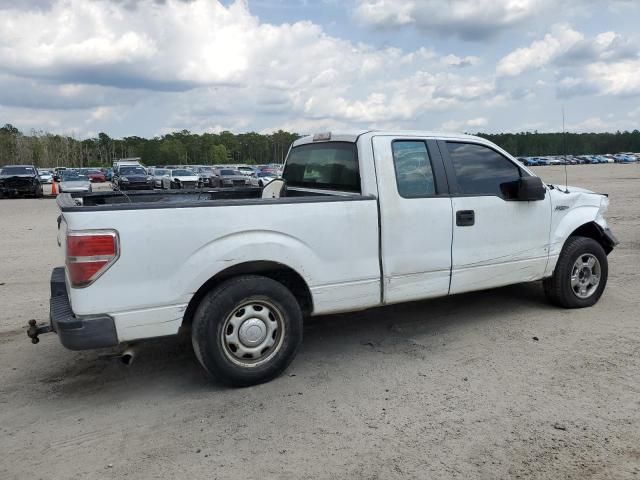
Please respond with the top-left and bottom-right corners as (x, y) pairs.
(544, 236), (608, 308)
(191, 275), (303, 387)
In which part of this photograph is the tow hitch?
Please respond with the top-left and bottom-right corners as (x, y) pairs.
(27, 319), (52, 344)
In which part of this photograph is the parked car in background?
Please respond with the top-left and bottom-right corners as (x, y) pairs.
(113, 159), (143, 175)
(195, 166), (217, 187)
(53, 167), (67, 182)
(59, 171), (92, 194)
(254, 171), (277, 187)
(38, 169), (54, 183)
(113, 165), (153, 190)
(0, 165), (43, 198)
(216, 168), (253, 187)
(614, 154), (636, 163)
(84, 169), (106, 183)
(167, 168), (199, 189)
(152, 168), (170, 188)
(237, 166), (259, 177)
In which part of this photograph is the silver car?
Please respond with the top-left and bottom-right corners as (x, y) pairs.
(59, 172), (92, 193)
(152, 168), (170, 188)
(38, 169), (54, 183)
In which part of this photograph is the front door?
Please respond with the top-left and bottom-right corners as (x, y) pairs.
(440, 141), (551, 295)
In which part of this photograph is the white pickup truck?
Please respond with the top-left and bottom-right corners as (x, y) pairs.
(28, 131), (618, 386)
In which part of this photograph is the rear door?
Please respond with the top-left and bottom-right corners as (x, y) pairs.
(439, 140), (551, 294)
(372, 136), (453, 304)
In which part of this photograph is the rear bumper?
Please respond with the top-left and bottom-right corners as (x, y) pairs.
(49, 267), (119, 350)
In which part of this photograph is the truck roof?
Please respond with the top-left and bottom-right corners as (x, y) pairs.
(292, 130), (483, 147)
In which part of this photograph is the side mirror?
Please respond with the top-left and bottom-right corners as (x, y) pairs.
(516, 176), (546, 201)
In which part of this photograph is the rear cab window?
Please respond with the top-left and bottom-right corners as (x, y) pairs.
(283, 142), (360, 193)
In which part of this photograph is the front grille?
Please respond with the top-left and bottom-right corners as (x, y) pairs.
(181, 181), (197, 189)
(232, 180), (246, 187)
(4, 177), (33, 188)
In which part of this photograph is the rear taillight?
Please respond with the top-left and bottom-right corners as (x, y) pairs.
(66, 230), (119, 287)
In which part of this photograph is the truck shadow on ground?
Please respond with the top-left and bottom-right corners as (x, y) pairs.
(42, 281), (551, 396)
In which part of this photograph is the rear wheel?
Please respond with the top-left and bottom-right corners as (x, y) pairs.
(544, 236), (608, 308)
(192, 275), (303, 387)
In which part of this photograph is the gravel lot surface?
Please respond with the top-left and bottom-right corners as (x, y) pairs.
(1, 166), (638, 479)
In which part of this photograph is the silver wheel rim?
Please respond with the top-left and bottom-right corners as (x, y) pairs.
(570, 253), (601, 299)
(220, 300), (284, 367)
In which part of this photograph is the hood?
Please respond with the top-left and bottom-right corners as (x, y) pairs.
(552, 185), (596, 195)
(174, 175), (199, 181)
(61, 180), (90, 187)
(0, 174), (36, 179)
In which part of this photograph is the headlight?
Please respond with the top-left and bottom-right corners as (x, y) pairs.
(121, 176), (129, 182)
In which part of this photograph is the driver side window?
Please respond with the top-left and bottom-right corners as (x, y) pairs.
(446, 142), (522, 198)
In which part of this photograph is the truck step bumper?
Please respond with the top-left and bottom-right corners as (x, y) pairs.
(38, 267), (119, 350)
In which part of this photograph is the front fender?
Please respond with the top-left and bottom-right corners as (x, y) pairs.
(550, 204), (601, 257)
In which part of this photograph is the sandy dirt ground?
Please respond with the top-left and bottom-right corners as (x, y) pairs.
(0, 166), (638, 479)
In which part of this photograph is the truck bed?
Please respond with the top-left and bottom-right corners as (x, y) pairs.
(57, 187), (356, 211)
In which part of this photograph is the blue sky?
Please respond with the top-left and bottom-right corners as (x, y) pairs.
(0, 0), (639, 138)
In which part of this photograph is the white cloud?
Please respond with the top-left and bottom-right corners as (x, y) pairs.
(441, 54), (480, 68)
(354, 0), (549, 39)
(497, 24), (638, 77)
(441, 117), (488, 131)
(583, 60), (640, 96)
(497, 24), (583, 76)
(0, 0), (506, 134)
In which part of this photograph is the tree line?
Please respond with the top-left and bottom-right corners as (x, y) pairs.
(0, 125), (300, 168)
(476, 130), (640, 157)
(1, 123), (640, 168)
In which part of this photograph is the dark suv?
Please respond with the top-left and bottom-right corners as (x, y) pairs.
(0, 165), (43, 198)
(112, 165), (153, 190)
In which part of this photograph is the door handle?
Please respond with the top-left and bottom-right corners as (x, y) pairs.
(456, 210), (475, 226)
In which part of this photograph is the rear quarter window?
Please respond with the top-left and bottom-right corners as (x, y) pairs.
(283, 142), (360, 193)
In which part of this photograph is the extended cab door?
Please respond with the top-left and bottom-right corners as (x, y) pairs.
(439, 140), (551, 294)
(372, 136), (453, 304)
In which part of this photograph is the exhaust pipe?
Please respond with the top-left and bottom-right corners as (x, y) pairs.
(119, 345), (137, 365)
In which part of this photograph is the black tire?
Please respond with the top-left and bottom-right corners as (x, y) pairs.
(36, 186), (43, 198)
(543, 236), (608, 308)
(192, 275), (303, 387)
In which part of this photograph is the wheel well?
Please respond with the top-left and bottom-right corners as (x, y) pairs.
(569, 222), (613, 254)
(181, 261), (313, 328)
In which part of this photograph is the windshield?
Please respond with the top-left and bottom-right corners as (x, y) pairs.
(62, 173), (87, 181)
(283, 142), (360, 192)
(257, 172), (273, 178)
(220, 169), (241, 176)
(120, 166), (147, 175)
(1, 166), (36, 176)
(154, 169), (169, 175)
(198, 167), (213, 173)
(172, 169), (193, 176)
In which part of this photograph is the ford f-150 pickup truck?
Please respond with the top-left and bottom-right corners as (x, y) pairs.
(28, 131), (618, 386)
